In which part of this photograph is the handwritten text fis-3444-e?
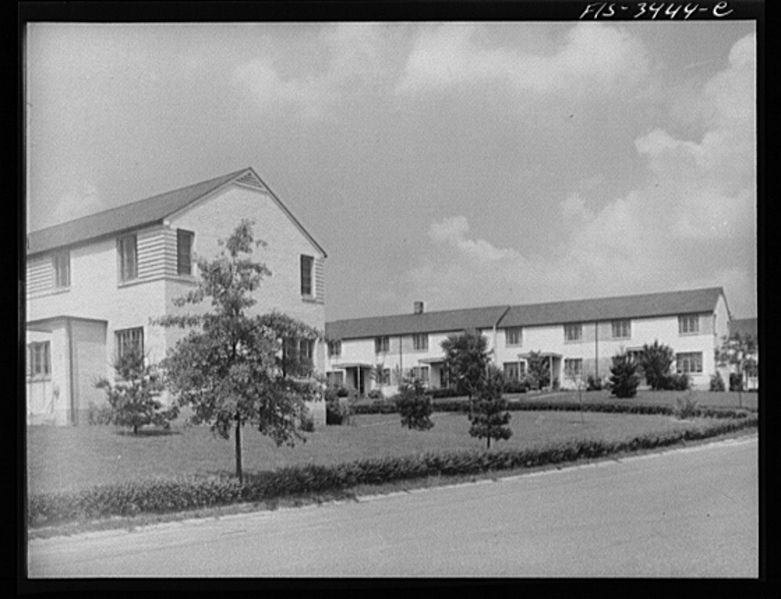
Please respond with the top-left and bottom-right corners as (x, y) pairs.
(579, 2), (734, 20)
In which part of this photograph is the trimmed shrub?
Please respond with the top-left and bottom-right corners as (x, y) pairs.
(638, 341), (675, 390)
(586, 374), (603, 391)
(427, 388), (461, 399)
(502, 379), (528, 394)
(609, 353), (640, 398)
(28, 415), (757, 528)
(661, 373), (690, 391)
(336, 386), (350, 398)
(299, 413), (315, 432)
(709, 372), (726, 392)
(395, 378), (434, 431)
(367, 389), (384, 401)
(87, 402), (114, 426)
(729, 373), (743, 392)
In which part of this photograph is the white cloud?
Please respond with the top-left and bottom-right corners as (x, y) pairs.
(44, 180), (103, 229)
(401, 33), (756, 315)
(396, 23), (650, 97)
(232, 23), (385, 119)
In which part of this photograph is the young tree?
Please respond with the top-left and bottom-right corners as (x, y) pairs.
(638, 340), (674, 390)
(395, 375), (434, 431)
(525, 351), (551, 391)
(609, 352), (640, 399)
(95, 348), (179, 434)
(468, 366), (512, 449)
(441, 329), (491, 403)
(565, 366), (586, 423)
(717, 331), (758, 408)
(157, 220), (321, 482)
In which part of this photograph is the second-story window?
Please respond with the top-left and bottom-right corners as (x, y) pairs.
(611, 319), (631, 339)
(505, 327), (522, 346)
(678, 314), (699, 335)
(118, 234), (138, 282)
(300, 255), (314, 297)
(412, 333), (428, 351)
(564, 323), (582, 342)
(328, 340), (342, 358)
(177, 230), (194, 275)
(375, 336), (389, 354)
(53, 251), (70, 288)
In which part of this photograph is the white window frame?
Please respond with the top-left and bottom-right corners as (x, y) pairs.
(27, 341), (51, 380)
(177, 229), (194, 276)
(676, 352), (703, 374)
(564, 358), (583, 378)
(118, 234), (138, 282)
(678, 314), (700, 335)
(503, 361), (521, 381)
(374, 336), (389, 354)
(328, 340), (342, 358)
(115, 327), (144, 361)
(53, 251), (70, 288)
(564, 323), (582, 342)
(611, 319), (631, 339)
(300, 254), (314, 297)
(412, 333), (428, 351)
(505, 327), (522, 346)
(411, 365), (429, 384)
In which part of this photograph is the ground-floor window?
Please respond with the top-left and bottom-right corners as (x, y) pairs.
(27, 341), (51, 379)
(115, 327), (144, 361)
(411, 365), (429, 384)
(326, 371), (344, 387)
(503, 362), (521, 381)
(564, 358), (583, 378)
(376, 367), (391, 385)
(676, 352), (703, 374)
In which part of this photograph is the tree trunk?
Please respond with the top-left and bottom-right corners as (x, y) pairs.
(133, 424), (138, 435)
(235, 413), (243, 483)
(486, 436), (491, 450)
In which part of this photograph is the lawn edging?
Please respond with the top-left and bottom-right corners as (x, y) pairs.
(28, 415), (757, 528)
(353, 398), (753, 419)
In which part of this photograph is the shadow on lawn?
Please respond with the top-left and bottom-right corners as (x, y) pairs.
(115, 428), (182, 437)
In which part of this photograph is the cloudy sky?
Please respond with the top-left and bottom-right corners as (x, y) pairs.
(25, 19), (757, 321)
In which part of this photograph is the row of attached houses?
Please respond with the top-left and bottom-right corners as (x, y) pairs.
(25, 167), (328, 426)
(25, 167), (756, 426)
(324, 288), (735, 396)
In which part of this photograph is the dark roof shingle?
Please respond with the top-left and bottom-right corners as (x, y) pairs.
(27, 169), (247, 255)
(27, 167), (327, 258)
(326, 305), (511, 340)
(326, 288), (726, 340)
(501, 287), (726, 327)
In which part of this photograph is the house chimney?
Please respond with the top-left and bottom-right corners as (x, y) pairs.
(413, 301), (425, 314)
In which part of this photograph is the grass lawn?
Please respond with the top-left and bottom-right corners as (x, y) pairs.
(491, 389), (757, 411)
(28, 410), (723, 495)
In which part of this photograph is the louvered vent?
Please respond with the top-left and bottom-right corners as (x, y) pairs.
(235, 171), (267, 191)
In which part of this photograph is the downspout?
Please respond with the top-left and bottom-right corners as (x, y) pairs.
(66, 318), (77, 425)
(594, 321), (599, 380)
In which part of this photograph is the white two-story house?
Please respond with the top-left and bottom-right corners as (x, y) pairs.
(325, 288), (733, 396)
(26, 167), (327, 426)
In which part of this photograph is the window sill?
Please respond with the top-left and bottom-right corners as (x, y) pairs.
(301, 295), (319, 304)
(26, 376), (51, 382)
(678, 332), (701, 337)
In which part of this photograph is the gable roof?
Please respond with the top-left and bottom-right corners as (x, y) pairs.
(729, 317), (757, 338)
(500, 287), (726, 328)
(326, 287), (726, 340)
(27, 167), (327, 258)
(326, 305), (511, 340)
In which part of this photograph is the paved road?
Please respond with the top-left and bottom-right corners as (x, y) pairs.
(28, 436), (758, 578)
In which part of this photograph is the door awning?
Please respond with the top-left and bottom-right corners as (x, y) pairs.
(517, 352), (562, 359)
(331, 362), (373, 369)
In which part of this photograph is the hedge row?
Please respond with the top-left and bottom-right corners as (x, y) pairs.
(28, 415), (757, 527)
(351, 399), (752, 419)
